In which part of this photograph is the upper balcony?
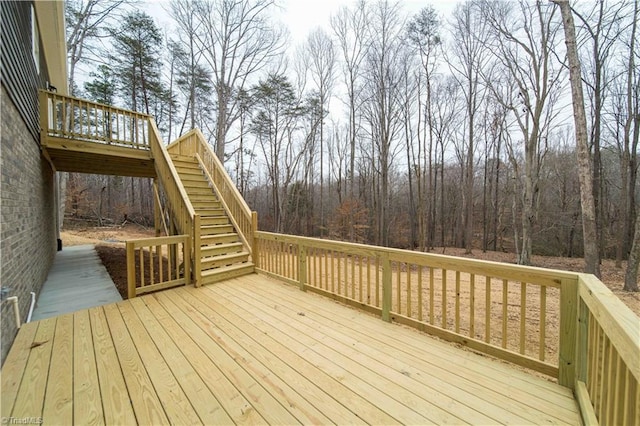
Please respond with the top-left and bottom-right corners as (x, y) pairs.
(39, 90), (155, 177)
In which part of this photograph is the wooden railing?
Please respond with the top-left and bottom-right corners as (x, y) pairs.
(126, 235), (191, 298)
(167, 129), (256, 254)
(39, 90), (150, 149)
(149, 122), (201, 285)
(255, 231), (639, 425)
(574, 274), (640, 425)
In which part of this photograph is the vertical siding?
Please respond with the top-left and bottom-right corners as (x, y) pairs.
(1, 0), (50, 142)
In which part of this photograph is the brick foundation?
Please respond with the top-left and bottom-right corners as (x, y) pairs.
(1, 84), (56, 365)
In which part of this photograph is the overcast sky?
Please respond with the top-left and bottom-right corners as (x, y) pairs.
(278, 0), (459, 43)
(146, 1), (461, 47)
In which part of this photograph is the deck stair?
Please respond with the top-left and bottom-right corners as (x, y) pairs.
(171, 154), (254, 284)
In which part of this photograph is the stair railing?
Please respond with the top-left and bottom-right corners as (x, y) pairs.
(167, 130), (257, 257)
(149, 120), (201, 285)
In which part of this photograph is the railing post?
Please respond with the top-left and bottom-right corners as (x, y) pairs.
(558, 277), (578, 388)
(576, 295), (588, 382)
(183, 235), (191, 286)
(252, 211), (259, 268)
(38, 90), (49, 142)
(298, 244), (307, 291)
(193, 215), (201, 287)
(126, 241), (136, 299)
(382, 253), (392, 322)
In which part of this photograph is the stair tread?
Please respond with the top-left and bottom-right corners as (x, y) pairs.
(201, 234), (238, 240)
(201, 251), (250, 261)
(202, 262), (254, 277)
(201, 241), (243, 249)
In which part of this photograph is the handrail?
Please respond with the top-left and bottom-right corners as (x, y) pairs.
(39, 90), (150, 149)
(254, 230), (640, 425)
(195, 152), (252, 251)
(148, 120), (201, 285)
(167, 129), (255, 255)
(574, 273), (640, 424)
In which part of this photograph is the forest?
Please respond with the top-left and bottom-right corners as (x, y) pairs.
(64, 0), (639, 285)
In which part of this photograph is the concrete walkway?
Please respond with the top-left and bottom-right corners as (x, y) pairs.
(31, 245), (122, 321)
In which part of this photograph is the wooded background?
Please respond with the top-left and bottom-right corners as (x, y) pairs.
(64, 0), (639, 274)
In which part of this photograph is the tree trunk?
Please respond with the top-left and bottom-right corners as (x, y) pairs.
(554, 0), (600, 277)
(624, 214), (640, 291)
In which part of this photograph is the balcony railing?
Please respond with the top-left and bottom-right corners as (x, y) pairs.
(255, 231), (640, 425)
(39, 90), (150, 149)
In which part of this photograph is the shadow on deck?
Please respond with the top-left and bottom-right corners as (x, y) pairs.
(1, 274), (580, 425)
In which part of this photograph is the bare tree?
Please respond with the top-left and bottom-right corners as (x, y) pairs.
(621, 0), (639, 291)
(552, 0), (601, 277)
(574, 0), (633, 259)
(481, 0), (563, 265)
(331, 0), (370, 199)
(407, 6), (442, 251)
(193, 0), (284, 161)
(66, 0), (132, 94)
(302, 28), (336, 236)
(447, 0), (490, 253)
(362, 0), (406, 246)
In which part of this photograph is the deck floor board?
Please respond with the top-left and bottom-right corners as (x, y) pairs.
(241, 274), (580, 423)
(1, 274), (581, 425)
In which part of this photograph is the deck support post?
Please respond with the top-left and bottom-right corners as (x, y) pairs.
(558, 277), (578, 388)
(382, 254), (392, 322)
(298, 245), (307, 291)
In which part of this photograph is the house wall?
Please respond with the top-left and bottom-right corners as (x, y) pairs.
(1, 86), (57, 365)
(1, 1), (57, 365)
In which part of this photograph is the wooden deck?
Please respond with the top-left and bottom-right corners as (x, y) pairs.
(1, 274), (580, 425)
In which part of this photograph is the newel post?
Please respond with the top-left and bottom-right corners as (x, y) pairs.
(558, 277), (578, 388)
(252, 211), (259, 269)
(381, 253), (392, 322)
(126, 241), (136, 299)
(38, 90), (49, 142)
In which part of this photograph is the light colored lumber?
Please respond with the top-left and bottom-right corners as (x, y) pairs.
(102, 303), (169, 425)
(150, 292), (270, 424)
(116, 301), (201, 425)
(42, 314), (73, 424)
(575, 380), (598, 426)
(176, 286), (395, 425)
(11, 318), (56, 419)
(578, 274), (640, 383)
(153, 291), (304, 425)
(128, 297), (234, 425)
(73, 309), (104, 425)
(253, 274), (577, 405)
(242, 278), (579, 424)
(207, 285), (439, 424)
(174, 289), (339, 425)
(1, 322), (38, 418)
(223, 281), (547, 425)
(88, 306), (137, 425)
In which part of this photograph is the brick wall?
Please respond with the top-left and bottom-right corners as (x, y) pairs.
(1, 85), (56, 365)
